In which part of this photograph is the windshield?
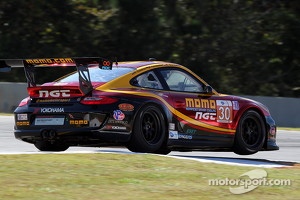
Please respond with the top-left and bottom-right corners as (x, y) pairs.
(57, 67), (135, 83)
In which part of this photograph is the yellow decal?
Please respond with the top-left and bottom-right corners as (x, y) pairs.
(25, 58), (74, 64)
(185, 98), (216, 109)
(70, 120), (88, 125)
(16, 121), (30, 126)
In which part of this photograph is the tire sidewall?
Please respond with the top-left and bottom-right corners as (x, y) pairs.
(130, 104), (166, 153)
(234, 110), (266, 155)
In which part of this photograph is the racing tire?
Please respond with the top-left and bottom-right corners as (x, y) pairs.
(127, 104), (167, 153)
(34, 141), (69, 151)
(233, 110), (266, 155)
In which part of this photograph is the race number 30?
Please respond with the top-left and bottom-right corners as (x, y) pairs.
(216, 100), (233, 123)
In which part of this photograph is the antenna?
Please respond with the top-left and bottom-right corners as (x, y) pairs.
(115, 57), (118, 66)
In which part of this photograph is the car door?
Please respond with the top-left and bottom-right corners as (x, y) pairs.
(157, 67), (234, 147)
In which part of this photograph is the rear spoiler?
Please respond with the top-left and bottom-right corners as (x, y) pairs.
(0, 57), (113, 95)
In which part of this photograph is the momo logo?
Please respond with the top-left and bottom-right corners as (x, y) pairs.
(25, 58), (73, 64)
(39, 90), (71, 98)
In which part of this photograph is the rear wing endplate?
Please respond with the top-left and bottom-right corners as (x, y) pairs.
(0, 57), (113, 95)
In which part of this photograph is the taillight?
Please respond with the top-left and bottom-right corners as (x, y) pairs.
(18, 97), (30, 107)
(80, 96), (118, 105)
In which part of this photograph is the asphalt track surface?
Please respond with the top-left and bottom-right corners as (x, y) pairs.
(1, 115), (299, 168)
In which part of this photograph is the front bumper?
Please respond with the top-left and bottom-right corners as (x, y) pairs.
(265, 116), (279, 151)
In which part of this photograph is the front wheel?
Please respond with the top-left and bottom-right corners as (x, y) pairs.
(34, 141), (69, 151)
(127, 104), (167, 153)
(233, 110), (266, 155)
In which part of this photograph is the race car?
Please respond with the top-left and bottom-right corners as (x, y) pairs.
(0, 57), (279, 155)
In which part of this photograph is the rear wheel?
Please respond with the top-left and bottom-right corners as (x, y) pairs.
(233, 110), (266, 155)
(127, 104), (167, 153)
(34, 141), (69, 151)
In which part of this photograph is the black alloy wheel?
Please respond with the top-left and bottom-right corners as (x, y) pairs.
(127, 104), (167, 153)
(233, 110), (266, 155)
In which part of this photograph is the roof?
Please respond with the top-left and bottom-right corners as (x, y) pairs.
(112, 61), (176, 69)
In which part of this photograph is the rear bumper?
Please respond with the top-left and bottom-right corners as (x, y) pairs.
(14, 128), (131, 146)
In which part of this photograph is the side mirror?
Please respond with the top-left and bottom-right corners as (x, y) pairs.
(204, 85), (213, 94)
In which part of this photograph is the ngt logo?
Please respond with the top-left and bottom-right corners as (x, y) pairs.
(39, 90), (71, 98)
(195, 112), (216, 120)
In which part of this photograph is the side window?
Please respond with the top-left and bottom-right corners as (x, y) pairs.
(132, 71), (163, 89)
(160, 69), (204, 92)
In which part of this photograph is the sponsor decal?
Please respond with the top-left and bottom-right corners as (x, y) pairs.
(118, 103), (134, 111)
(89, 118), (101, 127)
(16, 121), (30, 126)
(185, 98), (216, 112)
(186, 129), (197, 134)
(70, 120), (88, 125)
(232, 101), (239, 110)
(108, 120), (129, 124)
(169, 123), (175, 130)
(178, 134), (193, 140)
(41, 108), (64, 113)
(100, 60), (112, 70)
(39, 90), (71, 98)
(37, 98), (70, 103)
(112, 126), (127, 130)
(195, 112), (217, 120)
(169, 131), (179, 139)
(113, 110), (125, 120)
(25, 58), (73, 64)
(17, 114), (28, 121)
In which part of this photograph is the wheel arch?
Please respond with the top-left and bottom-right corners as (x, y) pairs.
(235, 106), (268, 131)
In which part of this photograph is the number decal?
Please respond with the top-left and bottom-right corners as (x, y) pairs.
(102, 60), (111, 66)
(216, 100), (233, 123)
(100, 59), (112, 70)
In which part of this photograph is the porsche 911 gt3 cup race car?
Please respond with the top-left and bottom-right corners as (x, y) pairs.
(0, 57), (279, 155)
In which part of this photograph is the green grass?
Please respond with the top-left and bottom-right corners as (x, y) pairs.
(0, 153), (298, 200)
(0, 113), (13, 116)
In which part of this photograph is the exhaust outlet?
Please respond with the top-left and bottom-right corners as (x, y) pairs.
(41, 129), (57, 139)
(49, 130), (56, 138)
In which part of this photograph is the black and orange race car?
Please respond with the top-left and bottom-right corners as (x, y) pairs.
(0, 57), (279, 155)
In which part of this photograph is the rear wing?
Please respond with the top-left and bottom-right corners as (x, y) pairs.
(0, 57), (113, 95)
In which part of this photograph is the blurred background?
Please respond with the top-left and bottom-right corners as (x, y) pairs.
(0, 0), (299, 97)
